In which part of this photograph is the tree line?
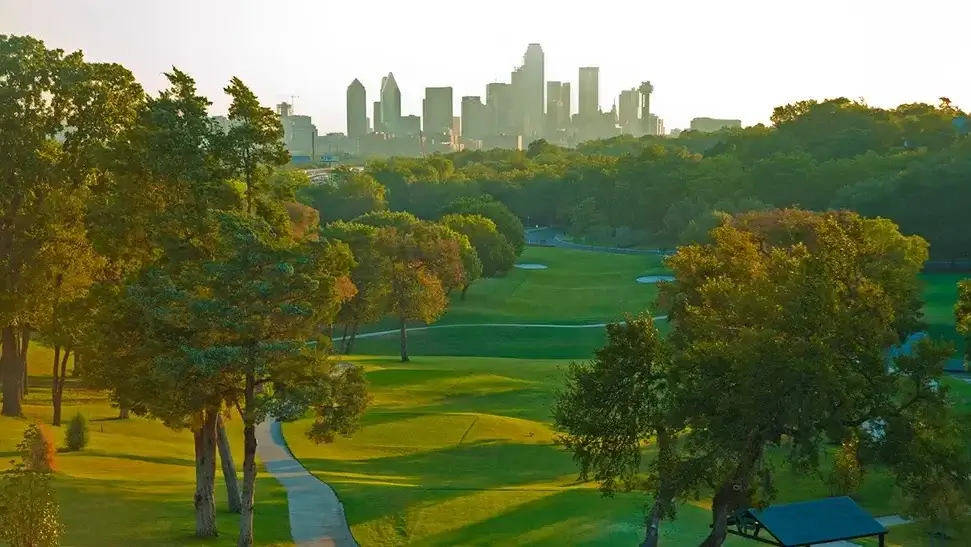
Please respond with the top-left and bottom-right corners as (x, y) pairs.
(553, 209), (971, 547)
(324, 98), (967, 264)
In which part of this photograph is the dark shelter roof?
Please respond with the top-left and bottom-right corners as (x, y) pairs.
(727, 496), (888, 546)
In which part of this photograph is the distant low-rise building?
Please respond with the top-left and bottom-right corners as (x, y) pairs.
(690, 117), (742, 133)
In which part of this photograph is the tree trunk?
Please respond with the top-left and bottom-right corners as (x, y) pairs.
(399, 316), (409, 363)
(1, 326), (23, 417)
(698, 447), (761, 547)
(238, 373), (258, 547)
(216, 415), (242, 514)
(72, 351), (81, 377)
(118, 404), (130, 419)
(193, 410), (219, 538)
(346, 322), (360, 354)
(19, 327), (30, 396)
(340, 323), (350, 353)
(642, 430), (674, 547)
(461, 283), (469, 300)
(52, 346), (70, 427)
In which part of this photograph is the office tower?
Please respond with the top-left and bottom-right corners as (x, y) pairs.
(486, 82), (512, 136)
(560, 82), (571, 128)
(546, 81), (569, 135)
(522, 43), (545, 138)
(380, 72), (401, 134)
(578, 67), (600, 121)
(461, 96), (487, 141)
(510, 67), (526, 137)
(373, 101), (383, 133)
(638, 81), (654, 135)
(276, 102), (292, 117)
(346, 79), (367, 140)
(422, 86), (454, 142)
(618, 88), (639, 133)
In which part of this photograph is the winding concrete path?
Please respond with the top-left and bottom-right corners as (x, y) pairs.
(256, 418), (358, 547)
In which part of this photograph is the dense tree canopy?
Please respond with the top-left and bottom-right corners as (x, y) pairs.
(345, 98), (967, 264)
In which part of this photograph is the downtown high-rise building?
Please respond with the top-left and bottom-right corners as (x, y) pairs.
(618, 88), (639, 133)
(486, 82), (512, 136)
(372, 100), (383, 133)
(546, 81), (570, 135)
(521, 43), (544, 138)
(346, 79), (367, 141)
(422, 86), (454, 142)
(461, 95), (487, 142)
(379, 72), (402, 135)
(578, 67), (600, 122)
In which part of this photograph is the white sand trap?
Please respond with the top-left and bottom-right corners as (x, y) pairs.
(636, 275), (674, 284)
(515, 263), (548, 270)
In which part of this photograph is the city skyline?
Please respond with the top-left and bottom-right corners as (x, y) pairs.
(3, 0), (969, 133)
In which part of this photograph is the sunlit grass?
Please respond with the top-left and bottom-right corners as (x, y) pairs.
(1, 363), (293, 547)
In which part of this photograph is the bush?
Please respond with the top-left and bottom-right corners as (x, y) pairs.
(23, 422), (57, 472)
(829, 432), (864, 496)
(64, 413), (89, 452)
(0, 424), (64, 547)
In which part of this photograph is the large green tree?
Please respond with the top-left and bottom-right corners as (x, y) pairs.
(130, 212), (365, 547)
(553, 315), (683, 547)
(0, 34), (142, 417)
(656, 209), (966, 546)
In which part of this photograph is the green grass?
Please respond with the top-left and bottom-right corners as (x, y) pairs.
(283, 355), (753, 547)
(359, 246), (668, 335)
(0, 349), (294, 546)
(922, 272), (969, 356)
(301, 249), (971, 546)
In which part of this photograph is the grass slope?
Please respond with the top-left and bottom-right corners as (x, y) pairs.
(283, 355), (748, 547)
(0, 352), (294, 546)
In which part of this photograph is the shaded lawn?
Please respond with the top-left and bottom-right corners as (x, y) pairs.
(0, 385), (293, 547)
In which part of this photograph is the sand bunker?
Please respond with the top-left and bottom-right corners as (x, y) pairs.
(515, 263), (548, 270)
(635, 275), (674, 284)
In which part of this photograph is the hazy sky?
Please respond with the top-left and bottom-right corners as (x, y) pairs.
(2, 0), (969, 132)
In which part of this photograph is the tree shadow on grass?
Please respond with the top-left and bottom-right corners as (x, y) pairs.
(51, 473), (291, 546)
(424, 387), (555, 423)
(352, 327), (607, 360)
(80, 449), (196, 468)
(301, 440), (585, 525)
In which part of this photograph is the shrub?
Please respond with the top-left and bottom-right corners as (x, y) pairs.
(23, 422), (57, 472)
(829, 432), (864, 496)
(64, 413), (89, 452)
(0, 424), (64, 547)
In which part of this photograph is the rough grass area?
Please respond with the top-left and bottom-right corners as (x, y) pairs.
(0, 348), (294, 547)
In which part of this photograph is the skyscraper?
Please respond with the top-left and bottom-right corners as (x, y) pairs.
(346, 79), (367, 140)
(486, 82), (512, 136)
(373, 101), (383, 133)
(546, 81), (569, 135)
(461, 96), (487, 141)
(380, 72), (401, 135)
(560, 82), (571, 129)
(422, 86), (454, 142)
(522, 43), (544, 138)
(578, 67), (600, 121)
(618, 88), (639, 133)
